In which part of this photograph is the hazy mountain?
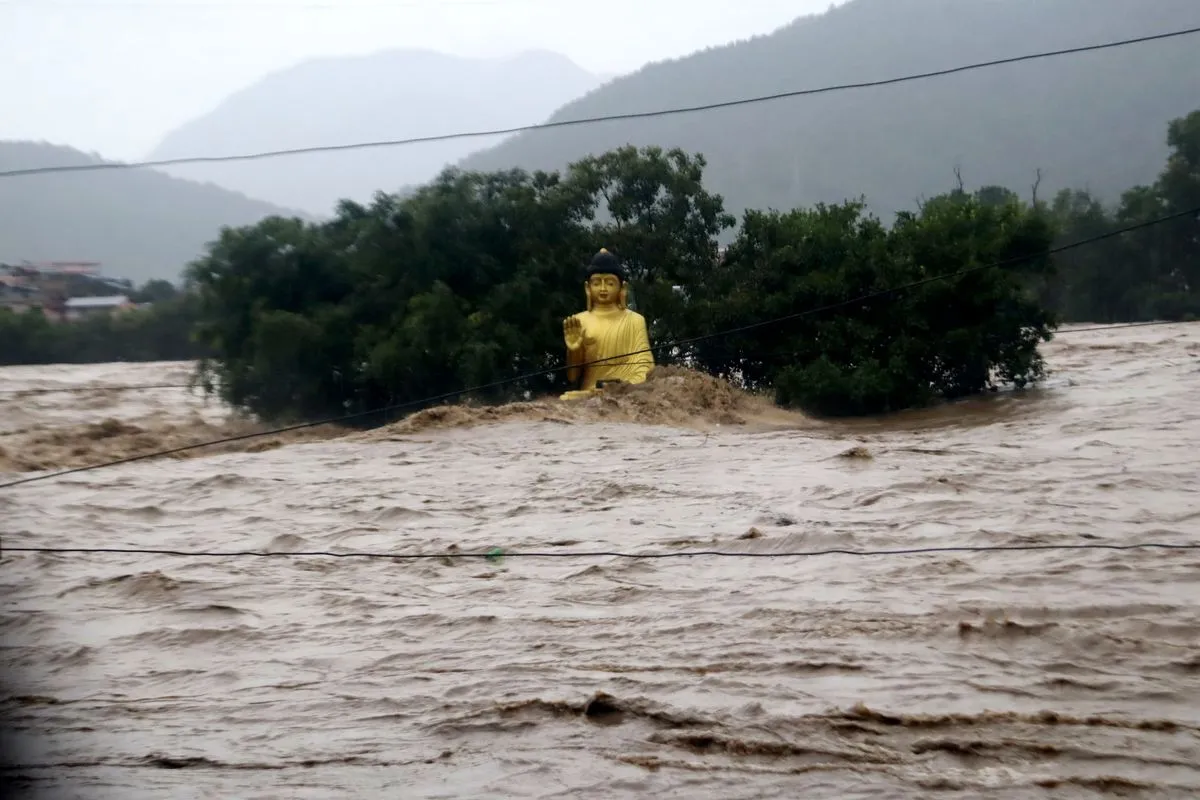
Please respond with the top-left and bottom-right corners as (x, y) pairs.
(458, 0), (1200, 221)
(146, 49), (608, 215)
(0, 141), (301, 284)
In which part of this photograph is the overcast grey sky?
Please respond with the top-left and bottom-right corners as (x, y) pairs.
(1, 0), (841, 160)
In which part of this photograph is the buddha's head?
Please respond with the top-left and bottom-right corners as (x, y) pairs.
(585, 248), (628, 311)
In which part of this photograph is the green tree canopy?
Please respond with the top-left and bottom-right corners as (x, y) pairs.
(1041, 109), (1200, 322)
(188, 146), (732, 422)
(186, 145), (1060, 422)
(679, 191), (1055, 416)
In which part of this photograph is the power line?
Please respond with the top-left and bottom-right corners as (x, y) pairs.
(2, 203), (1196, 492)
(1055, 320), (1200, 334)
(4, 542), (1197, 562)
(2, 27), (1198, 180)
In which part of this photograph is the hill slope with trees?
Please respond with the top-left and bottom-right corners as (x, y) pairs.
(458, 0), (1200, 221)
(0, 141), (302, 284)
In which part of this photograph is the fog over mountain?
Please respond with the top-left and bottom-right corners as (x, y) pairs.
(146, 49), (609, 215)
(0, 141), (301, 284)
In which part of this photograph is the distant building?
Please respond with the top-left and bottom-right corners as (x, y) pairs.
(0, 279), (39, 312)
(19, 260), (102, 276)
(0, 265), (39, 313)
(1, 261), (135, 321)
(63, 295), (134, 321)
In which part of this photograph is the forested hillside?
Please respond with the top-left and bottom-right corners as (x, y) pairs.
(459, 0), (1200, 220)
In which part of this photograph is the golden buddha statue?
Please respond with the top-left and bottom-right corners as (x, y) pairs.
(560, 248), (655, 401)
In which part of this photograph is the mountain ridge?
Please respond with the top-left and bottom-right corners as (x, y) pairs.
(146, 48), (608, 214)
(0, 141), (303, 284)
(456, 0), (1200, 220)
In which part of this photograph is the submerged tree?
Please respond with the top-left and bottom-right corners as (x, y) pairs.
(682, 191), (1056, 416)
(187, 147), (733, 422)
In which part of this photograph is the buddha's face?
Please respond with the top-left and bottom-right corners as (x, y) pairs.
(587, 273), (622, 306)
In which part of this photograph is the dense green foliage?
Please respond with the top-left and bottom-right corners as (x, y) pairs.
(186, 147), (731, 421)
(0, 284), (209, 366)
(685, 194), (1056, 416)
(187, 145), (1053, 421)
(1039, 110), (1200, 322)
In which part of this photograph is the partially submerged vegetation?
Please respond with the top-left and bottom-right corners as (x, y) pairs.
(4, 110), (1197, 422)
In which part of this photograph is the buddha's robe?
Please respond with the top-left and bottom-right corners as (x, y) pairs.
(566, 308), (654, 392)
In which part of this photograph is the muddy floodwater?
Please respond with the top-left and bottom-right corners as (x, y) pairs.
(2, 323), (1199, 798)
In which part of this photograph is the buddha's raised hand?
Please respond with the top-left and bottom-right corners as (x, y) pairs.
(563, 316), (585, 351)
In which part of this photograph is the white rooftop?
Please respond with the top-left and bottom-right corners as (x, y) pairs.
(65, 295), (129, 308)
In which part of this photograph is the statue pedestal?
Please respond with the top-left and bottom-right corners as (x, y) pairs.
(560, 379), (628, 402)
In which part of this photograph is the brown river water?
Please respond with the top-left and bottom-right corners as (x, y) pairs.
(2, 322), (1199, 798)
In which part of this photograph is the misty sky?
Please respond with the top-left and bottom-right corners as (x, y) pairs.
(1, 0), (840, 161)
